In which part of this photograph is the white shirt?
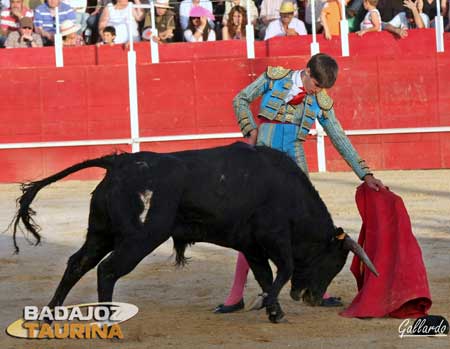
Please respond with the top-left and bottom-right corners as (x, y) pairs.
(179, 0), (214, 31)
(386, 11), (430, 29)
(284, 70), (304, 103)
(264, 17), (307, 40)
(184, 28), (216, 42)
(360, 9), (381, 31)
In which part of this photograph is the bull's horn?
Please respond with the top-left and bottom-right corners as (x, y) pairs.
(343, 235), (379, 277)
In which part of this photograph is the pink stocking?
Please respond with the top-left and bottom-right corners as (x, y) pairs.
(224, 252), (250, 306)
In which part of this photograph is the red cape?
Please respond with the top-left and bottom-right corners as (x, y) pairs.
(340, 183), (432, 318)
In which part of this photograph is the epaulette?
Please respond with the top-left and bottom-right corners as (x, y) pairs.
(266, 66), (291, 80)
(316, 90), (333, 110)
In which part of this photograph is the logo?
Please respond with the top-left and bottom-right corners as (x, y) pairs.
(398, 315), (449, 338)
(6, 302), (138, 339)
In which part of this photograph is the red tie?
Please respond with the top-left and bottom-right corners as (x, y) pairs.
(288, 88), (306, 106)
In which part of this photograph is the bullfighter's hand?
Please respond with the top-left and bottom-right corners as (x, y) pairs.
(364, 174), (385, 191)
(248, 129), (258, 146)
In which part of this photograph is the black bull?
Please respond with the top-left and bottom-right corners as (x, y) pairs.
(12, 142), (377, 323)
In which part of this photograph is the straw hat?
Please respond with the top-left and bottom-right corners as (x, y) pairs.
(279, 1), (295, 14)
(155, 0), (172, 8)
(60, 20), (81, 36)
(189, 6), (215, 21)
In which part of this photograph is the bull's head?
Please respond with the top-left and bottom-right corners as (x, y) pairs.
(290, 227), (378, 306)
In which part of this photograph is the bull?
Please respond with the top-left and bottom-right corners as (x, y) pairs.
(12, 142), (377, 323)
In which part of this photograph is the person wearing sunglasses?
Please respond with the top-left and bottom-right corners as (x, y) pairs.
(5, 16), (43, 48)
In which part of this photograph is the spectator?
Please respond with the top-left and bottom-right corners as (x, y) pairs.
(304, 0), (327, 33)
(98, 24), (115, 44)
(60, 18), (83, 45)
(62, 0), (88, 33)
(5, 16), (43, 47)
(98, 0), (144, 44)
(264, 1), (307, 39)
(222, 4), (246, 39)
(356, 0), (381, 36)
(179, 0), (214, 31)
(346, 0), (365, 32)
(259, 0), (297, 38)
(184, 5), (215, 41)
(387, 0), (429, 29)
(86, 0), (112, 43)
(422, 0), (448, 27)
(1, 0), (33, 45)
(222, 0), (258, 26)
(34, 0), (76, 45)
(320, 0), (351, 40)
(141, 0), (175, 43)
(378, 0), (405, 22)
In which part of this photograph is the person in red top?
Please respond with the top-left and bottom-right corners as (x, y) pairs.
(0, 0), (33, 37)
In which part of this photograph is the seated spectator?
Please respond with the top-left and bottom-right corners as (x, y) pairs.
(0, 0), (33, 46)
(422, 0), (447, 27)
(98, 0), (144, 44)
(304, 0), (327, 33)
(222, 0), (258, 26)
(179, 0), (214, 31)
(98, 24), (115, 45)
(346, 0), (366, 32)
(184, 5), (216, 41)
(62, 0), (88, 33)
(60, 18), (84, 45)
(34, 0), (76, 45)
(264, 1), (307, 39)
(141, 0), (175, 43)
(378, 0), (405, 22)
(259, 0), (297, 39)
(321, 0), (351, 40)
(383, 0), (430, 38)
(387, 0), (430, 29)
(356, 0), (381, 36)
(222, 4), (246, 40)
(5, 16), (43, 47)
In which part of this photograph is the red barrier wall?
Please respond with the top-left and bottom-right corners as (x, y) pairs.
(0, 30), (449, 182)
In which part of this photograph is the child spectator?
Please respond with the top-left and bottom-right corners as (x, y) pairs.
(320, 0), (350, 40)
(98, 24), (115, 45)
(356, 0), (381, 36)
(98, 0), (144, 44)
(141, 0), (175, 43)
(60, 18), (84, 45)
(5, 16), (43, 47)
(222, 4), (247, 40)
(264, 1), (307, 39)
(184, 5), (216, 42)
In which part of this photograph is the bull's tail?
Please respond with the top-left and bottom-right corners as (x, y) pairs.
(11, 156), (116, 253)
(172, 239), (193, 267)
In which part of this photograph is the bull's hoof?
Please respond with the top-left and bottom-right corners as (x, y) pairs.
(290, 288), (302, 301)
(266, 302), (285, 323)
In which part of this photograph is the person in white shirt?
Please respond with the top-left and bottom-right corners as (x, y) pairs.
(264, 1), (307, 40)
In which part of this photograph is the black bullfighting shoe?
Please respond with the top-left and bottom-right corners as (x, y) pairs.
(320, 296), (343, 307)
(213, 299), (245, 313)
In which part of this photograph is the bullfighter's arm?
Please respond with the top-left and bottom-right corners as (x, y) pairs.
(318, 108), (371, 180)
(233, 72), (269, 137)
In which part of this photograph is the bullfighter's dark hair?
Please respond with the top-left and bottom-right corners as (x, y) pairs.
(307, 53), (338, 89)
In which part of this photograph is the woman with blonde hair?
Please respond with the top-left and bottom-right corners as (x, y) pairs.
(222, 5), (247, 40)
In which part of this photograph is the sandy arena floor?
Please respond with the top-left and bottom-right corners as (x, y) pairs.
(0, 170), (449, 349)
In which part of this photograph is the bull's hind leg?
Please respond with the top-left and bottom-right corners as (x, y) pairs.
(96, 233), (170, 302)
(48, 232), (113, 308)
